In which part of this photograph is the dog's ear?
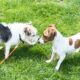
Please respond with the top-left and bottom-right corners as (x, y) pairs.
(26, 21), (32, 25)
(48, 24), (56, 30)
(24, 27), (31, 36)
(49, 31), (56, 41)
(74, 39), (80, 49)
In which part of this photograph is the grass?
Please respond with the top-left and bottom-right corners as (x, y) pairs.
(0, 0), (80, 80)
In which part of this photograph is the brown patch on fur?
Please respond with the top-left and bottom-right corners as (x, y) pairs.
(74, 39), (80, 49)
(43, 24), (57, 42)
(24, 27), (31, 36)
(69, 38), (73, 45)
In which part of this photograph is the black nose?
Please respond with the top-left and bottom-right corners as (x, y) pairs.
(38, 38), (40, 43)
(38, 37), (40, 41)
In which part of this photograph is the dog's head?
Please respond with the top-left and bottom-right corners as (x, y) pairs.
(38, 24), (56, 44)
(21, 23), (39, 45)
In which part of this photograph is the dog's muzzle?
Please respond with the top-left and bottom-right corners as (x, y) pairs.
(38, 37), (44, 44)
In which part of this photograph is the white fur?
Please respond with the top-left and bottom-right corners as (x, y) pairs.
(39, 30), (80, 71)
(1, 22), (39, 59)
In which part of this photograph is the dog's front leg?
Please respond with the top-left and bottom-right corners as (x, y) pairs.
(46, 48), (55, 63)
(55, 53), (66, 71)
(5, 44), (11, 59)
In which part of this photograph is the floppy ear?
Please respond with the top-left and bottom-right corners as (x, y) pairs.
(26, 21), (32, 25)
(49, 31), (56, 41)
(48, 24), (56, 30)
(24, 27), (31, 36)
(43, 30), (49, 37)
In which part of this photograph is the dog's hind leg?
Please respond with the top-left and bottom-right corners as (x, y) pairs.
(55, 53), (66, 71)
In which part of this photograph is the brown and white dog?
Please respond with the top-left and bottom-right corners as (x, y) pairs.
(38, 24), (80, 71)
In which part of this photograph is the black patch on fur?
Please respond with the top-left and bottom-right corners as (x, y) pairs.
(0, 24), (12, 42)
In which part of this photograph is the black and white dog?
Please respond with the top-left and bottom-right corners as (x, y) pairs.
(0, 22), (39, 59)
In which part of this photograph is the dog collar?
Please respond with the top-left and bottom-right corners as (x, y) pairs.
(19, 34), (24, 43)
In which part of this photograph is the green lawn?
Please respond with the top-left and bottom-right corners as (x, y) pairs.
(0, 0), (80, 80)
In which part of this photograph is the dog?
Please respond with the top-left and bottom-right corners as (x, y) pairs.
(38, 24), (80, 71)
(0, 22), (39, 59)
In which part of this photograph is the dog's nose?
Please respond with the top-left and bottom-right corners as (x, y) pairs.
(38, 37), (40, 41)
(37, 35), (40, 41)
(38, 37), (40, 43)
(38, 38), (44, 44)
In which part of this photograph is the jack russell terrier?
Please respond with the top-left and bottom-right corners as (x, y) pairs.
(0, 22), (39, 59)
(38, 24), (80, 71)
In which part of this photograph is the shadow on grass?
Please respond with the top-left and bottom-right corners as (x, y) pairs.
(59, 54), (80, 72)
(13, 46), (47, 60)
(0, 48), (5, 60)
(1, 45), (80, 74)
(0, 45), (47, 62)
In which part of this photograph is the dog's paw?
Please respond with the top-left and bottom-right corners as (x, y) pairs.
(55, 66), (59, 71)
